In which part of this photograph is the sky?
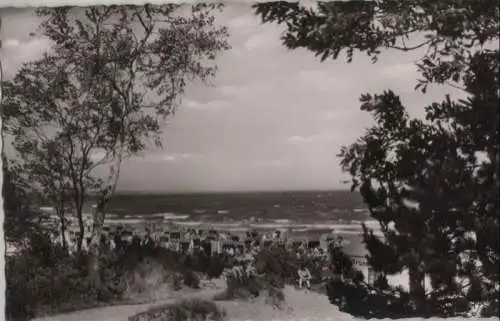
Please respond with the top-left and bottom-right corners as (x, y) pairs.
(0, 4), (466, 193)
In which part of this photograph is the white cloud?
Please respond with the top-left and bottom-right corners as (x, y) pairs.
(218, 85), (247, 96)
(379, 62), (418, 80)
(227, 15), (257, 30)
(162, 154), (177, 162)
(159, 153), (195, 162)
(287, 132), (337, 144)
(253, 160), (289, 168)
(2, 39), (20, 48)
(322, 110), (336, 120)
(1, 37), (53, 78)
(296, 69), (353, 92)
(183, 98), (229, 111)
(288, 136), (309, 143)
(244, 32), (279, 51)
(133, 153), (197, 163)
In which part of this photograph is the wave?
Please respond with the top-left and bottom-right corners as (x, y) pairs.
(170, 220), (381, 233)
(124, 212), (190, 220)
(105, 218), (144, 224)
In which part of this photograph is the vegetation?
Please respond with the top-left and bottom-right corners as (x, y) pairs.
(128, 299), (227, 321)
(254, 0), (499, 318)
(6, 237), (124, 321)
(5, 235), (229, 321)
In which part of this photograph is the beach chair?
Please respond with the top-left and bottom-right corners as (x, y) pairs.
(181, 241), (190, 253)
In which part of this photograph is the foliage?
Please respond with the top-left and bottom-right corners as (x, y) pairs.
(183, 270), (201, 289)
(254, 247), (298, 287)
(222, 274), (261, 301)
(205, 255), (227, 279)
(254, 0), (499, 318)
(336, 48), (498, 319)
(6, 236), (229, 321)
(128, 299), (227, 321)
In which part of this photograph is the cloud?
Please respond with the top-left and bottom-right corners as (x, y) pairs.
(253, 160), (289, 168)
(161, 153), (195, 162)
(287, 132), (337, 144)
(183, 98), (229, 111)
(162, 155), (177, 162)
(2, 39), (20, 48)
(296, 70), (352, 92)
(244, 32), (279, 51)
(218, 85), (248, 96)
(133, 153), (197, 163)
(380, 62), (419, 80)
(227, 15), (257, 31)
(1, 37), (52, 78)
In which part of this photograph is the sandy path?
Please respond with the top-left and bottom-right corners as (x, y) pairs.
(217, 285), (355, 321)
(32, 281), (226, 321)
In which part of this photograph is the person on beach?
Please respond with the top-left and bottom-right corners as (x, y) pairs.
(297, 265), (312, 289)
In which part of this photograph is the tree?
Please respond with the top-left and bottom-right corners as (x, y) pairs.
(254, 1), (499, 317)
(2, 4), (229, 287)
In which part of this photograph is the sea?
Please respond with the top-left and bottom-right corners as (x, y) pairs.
(94, 190), (379, 256)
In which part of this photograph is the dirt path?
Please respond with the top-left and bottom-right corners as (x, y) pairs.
(32, 281), (226, 321)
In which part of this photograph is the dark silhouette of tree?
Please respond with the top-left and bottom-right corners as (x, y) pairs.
(254, 1), (499, 317)
(2, 159), (44, 245)
(2, 4), (229, 288)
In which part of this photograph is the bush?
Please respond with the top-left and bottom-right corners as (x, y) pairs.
(183, 270), (201, 289)
(254, 247), (298, 287)
(128, 299), (226, 321)
(221, 274), (261, 300)
(206, 256), (226, 279)
(265, 286), (285, 309)
(172, 273), (183, 291)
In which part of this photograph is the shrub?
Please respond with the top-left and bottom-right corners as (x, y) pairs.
(254, 247), (298, 287)
(183, 270), (201, 289)
(128, 299), (226, 321)
(265, 286), (285, 309)
(206, 256), (226, 279)
(172, 273), (183, 291)
(221, 274), (261, 300)
(6, 251), (124, 321)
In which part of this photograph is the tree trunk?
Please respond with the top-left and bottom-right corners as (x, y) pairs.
(88, 150), (123, 288)
(88, 205), (106, 288)
(57, 209), (68, 252)
(77, 206), (85, 253)
(409, 263), (426, 313)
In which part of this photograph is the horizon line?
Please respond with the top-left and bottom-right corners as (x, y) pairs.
(111, 188), (356, 196)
